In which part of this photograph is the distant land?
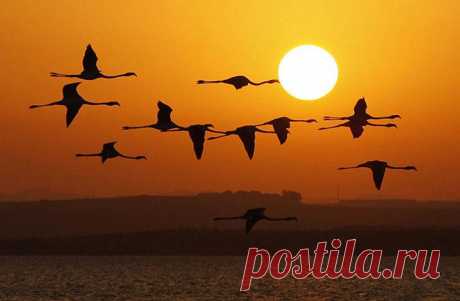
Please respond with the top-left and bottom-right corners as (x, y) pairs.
(0, 191), (459, 255)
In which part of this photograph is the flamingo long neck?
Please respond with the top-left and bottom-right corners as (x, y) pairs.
(76, 153), (101, 157)
(84, 100), (115, 106)
(264, 216), (295, 221)
(214, 216), (244, 220)
(318, 122), (349, 130)
(197, 80), (222, 84)
(50, 72), (80, 78)
(208, 132), (232, 140)
(101, 73), (131, 79)
(338, 166), (361, 170)
(29, 100), (63, 109)
(205, 128), (226, 134)
(369, 115), (398, 120)
(249, 79), (275, 86)
(365, 122), (394, 127)
(386, 165), (412, 170)
(167, 127), (187, 132)
(255, 128), (276, 134)
(118, 154), (140, 160)
(291, 119), (316, 123)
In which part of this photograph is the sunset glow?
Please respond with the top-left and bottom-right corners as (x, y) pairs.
(0, 1), (458, 202)
(278, 45), (338, 100)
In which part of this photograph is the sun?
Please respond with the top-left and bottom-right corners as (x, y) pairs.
(278, 45), (338, 101)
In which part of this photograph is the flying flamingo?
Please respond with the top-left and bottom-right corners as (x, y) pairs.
(256, 117), (317, 144)
(338, 160), (417, 190)
(208, 125), (275, 159)
(197, 75), (278, 89)
(50, 44), (137, 80)
(122, 101), (181, 132)
(319, 98), (400, 138)
(214, 208), (298, 234)
(168, 124), (223, 159)
(76, 142), (147, 163)
(29, 82), (120, 127)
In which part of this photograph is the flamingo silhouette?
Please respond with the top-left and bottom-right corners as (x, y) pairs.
(338, 160), (417, 190)
(197, 75), (278, 89)
(50, 44), (136, 80)
(319, 98), (400, 138)
(29, 82), (120, 127)
(122, 101), (181, 132)
(214, 208), (297, 234)
(168, 124), (223, 159)
(256, 117), (317, 144)
(208, 125), (275, 159)
(76, 142), (146, 163)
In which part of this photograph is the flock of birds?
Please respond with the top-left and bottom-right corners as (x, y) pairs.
(29, 44), (417, 233)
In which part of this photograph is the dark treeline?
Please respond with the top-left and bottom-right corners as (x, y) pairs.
(0, 228), (459, 256)
(1, 191), (460, 240)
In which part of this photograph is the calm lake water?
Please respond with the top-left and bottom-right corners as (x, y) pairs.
(0, 256), (458, 300)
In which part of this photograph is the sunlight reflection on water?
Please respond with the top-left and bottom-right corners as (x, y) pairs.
(0, 256), (458, 300)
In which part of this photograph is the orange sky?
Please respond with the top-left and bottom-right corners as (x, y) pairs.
(0, 1), (459, 201)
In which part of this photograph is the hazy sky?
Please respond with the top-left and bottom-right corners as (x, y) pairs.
(1, 1), (459, 201)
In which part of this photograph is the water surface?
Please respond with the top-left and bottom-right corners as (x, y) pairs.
(0, 256), (458, 300)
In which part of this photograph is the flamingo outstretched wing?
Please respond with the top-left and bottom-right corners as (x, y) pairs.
(238, 128), (256, 159)
(245, 208), (266, 216)
(102, 142), (117, 153)
(188, 126), (206, 159)
(65, 105), (82, 127)
(157, 101), (173, 123)
(246, 219), (258, 234)
(273, 120), (289, 144)
(354, 98), (367, 115)
(370, 164), (386, 190)
(62, 82), (81, 99)
(350, 123), (364, 138)
(83, 44), (100, 74)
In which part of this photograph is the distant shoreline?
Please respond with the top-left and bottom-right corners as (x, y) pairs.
(1, 192), (460, 256)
